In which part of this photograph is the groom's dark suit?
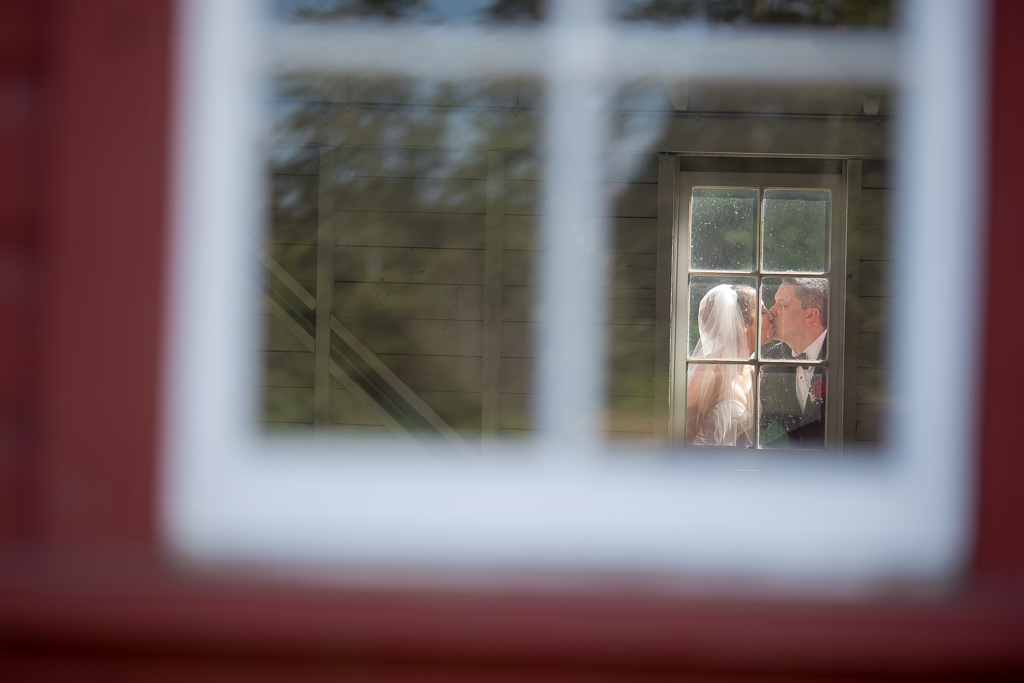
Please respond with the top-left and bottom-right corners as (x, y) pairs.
(759, 336), (827, 449)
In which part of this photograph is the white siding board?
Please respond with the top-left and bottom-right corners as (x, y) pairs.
(858, 260), (889, 298)
(271, 174), (319, 210)
(502, 250), (656, 290)
(330, 177), (487, 214)
(504, 180), (658, 217)
(501, 215), (657, 253)
(861, 160), (893, 189)
(501, 288), (655, 324)
(376, 354), (482, 393)
(264, 350), (315, 388)
(335, 211), (484, 249)
(334, 245), (484, 285)
(259, 313), (308, 352)
(504, 151), (659, 183)
(333, 282), (483, 320)
(264, 386), (314, 424)
(340, 318), (482, 356)
(329, 387), (387, 427)
(271, 209), (318, 245)
(861, 188), (889, 226)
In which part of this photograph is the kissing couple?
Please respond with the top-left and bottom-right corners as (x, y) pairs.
(685, 278), (828, 449)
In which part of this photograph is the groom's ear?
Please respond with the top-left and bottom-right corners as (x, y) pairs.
(806, 307), (821, 326)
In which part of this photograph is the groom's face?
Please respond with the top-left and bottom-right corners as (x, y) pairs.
(770, 283), (805, 346)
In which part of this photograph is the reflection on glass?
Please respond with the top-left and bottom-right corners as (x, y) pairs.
(762, 189), (830, 273)
(272, 0), (545, 23)
(261, 74), (543, 445)
(689, 277), (757, 357)
(686, 362), (754, 447)
(614, 0), (891, 26)
(760, 277), (829, 361)
(758, 366), (827, 449)
(690, 188), (758, 272)
(260, 61), (891, 450)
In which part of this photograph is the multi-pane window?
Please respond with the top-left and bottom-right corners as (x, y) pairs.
(673, 169), (845, 450)
(167, 0), (986, 579)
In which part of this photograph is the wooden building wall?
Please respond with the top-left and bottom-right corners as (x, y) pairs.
(855, 159), (892, 444)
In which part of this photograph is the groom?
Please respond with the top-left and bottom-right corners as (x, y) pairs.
(760, 278), (828, 449)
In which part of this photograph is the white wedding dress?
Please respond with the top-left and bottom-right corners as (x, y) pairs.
(689, 399), (752, 447)
(686, 285), (754, 447)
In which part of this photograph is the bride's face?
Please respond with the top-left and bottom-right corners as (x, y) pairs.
(759, 302), (774, 347)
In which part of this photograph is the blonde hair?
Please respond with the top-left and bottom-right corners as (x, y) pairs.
(731, 284), (757, 329)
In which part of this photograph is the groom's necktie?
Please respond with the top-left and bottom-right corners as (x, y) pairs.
(794, 352), (811, 411)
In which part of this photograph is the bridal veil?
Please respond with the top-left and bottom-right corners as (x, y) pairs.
(686, 284), (754, 447)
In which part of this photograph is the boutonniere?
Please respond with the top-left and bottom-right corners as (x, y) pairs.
(811, 379), (826, 401)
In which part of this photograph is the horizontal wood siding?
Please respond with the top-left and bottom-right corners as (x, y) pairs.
(856, 161), (891, 443)
(326, 151), (487, 438)
(262, 159), (321, 428)
(261, 136), (663, 443)
(497, 156), (660, 441)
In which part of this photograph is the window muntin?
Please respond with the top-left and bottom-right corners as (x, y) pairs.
(166, 0), (987, 579)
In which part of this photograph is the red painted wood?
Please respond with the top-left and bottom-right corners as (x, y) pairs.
(974, 0), (1024, 579)
(33, 0), (172, 548)
(0, 123), (33, 246)
(0, 2), (44, 543)
(0, 0), (1022, 679)
(0, 562), (1022, 677)
(0, 2), (45, 246)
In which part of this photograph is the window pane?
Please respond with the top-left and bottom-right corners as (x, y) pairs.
(759, 277), (829, 361)
(690, 188), (758, 272)
(261, 67), (894, 450)
(262, 74), (543, 445)
(688, 276), (758, 359)
(762, 189), (830, 273)
(758, 366), (827, 449)
(685, 362), (754, 447)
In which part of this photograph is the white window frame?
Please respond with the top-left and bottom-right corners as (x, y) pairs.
(164, 0), (988, 581)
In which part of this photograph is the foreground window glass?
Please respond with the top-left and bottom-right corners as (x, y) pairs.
(261, 73), (543, 446)
(166, 0), (986, 579)
(261, 75), (893, 451)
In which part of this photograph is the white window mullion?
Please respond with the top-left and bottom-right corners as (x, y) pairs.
(535, 0), (614, 450)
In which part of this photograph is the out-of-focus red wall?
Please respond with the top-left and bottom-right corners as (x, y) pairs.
(0, 0), (42, 545)
(0, 0), (171, 551)
(976, 0), (1024, 582)
(33, 0), (171, 550)
(0, 0), (1022, 680)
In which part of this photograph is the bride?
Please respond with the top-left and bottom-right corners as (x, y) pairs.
(685, 284), (764, 447)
